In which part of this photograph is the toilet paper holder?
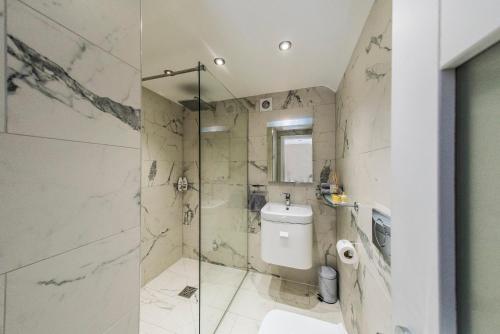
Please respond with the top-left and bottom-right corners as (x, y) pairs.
(336, 240), (360, 268)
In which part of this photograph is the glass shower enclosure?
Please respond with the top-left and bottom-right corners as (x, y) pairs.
(197, 65), (249, 333)
(141, 62), (248, 333)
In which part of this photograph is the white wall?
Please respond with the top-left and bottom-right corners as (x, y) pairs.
(393, 0), (500, 333)
(441, 0), (500, 68)
(392, 0), (455, 333)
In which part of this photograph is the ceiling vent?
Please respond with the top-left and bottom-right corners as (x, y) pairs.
(260, 98), (273, 112)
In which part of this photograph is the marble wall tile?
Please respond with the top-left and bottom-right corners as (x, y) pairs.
(183, 98), (249, 268)
(181, 183), (199, 259)
(141, 185), (183, 284)
(20, 0), (141, 69)
(103, 307), (139, 334)
(198, 100), (248, 268)
(141, 88), (184, 161)
(4, 227), (140, 334)
(141, 88), (184, 285)
(182, 87), (336, 282)
(0, 0), (5, 133)
(334, 0), (392, 333)
(0, 0), (142, 332)
(142, 159), (182, 188)
(248, 136), (267, 161)
(0, 275), (4, 334)
(245, 87), (337, 285)
(248, 160), (268, 185)
(6, 0), (140, 148)
(182, 110), (200, 260)
(0, 133), (140, 274)
(245, 86), (336, 112)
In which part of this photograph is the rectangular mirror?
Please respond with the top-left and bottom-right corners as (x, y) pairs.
(267, 117), (313, 183)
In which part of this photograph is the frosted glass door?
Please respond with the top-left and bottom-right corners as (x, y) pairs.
(456, 42), (500, 333)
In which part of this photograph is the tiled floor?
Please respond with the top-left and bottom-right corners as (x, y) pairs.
(140, 258), (343, 334)
(140, 258), (246, 334)
(215, 272), (344, 334)
(140, 258), (200, 334)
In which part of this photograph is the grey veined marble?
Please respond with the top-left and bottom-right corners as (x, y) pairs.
(334, 0), (393, 333)
(7, 34), (140, 130)
(6, 0), (141, 148)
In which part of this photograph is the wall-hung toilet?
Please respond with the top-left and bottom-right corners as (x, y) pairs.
(260, 202), (313, 269)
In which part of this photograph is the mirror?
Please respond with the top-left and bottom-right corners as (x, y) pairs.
(267, 117), (313, 183)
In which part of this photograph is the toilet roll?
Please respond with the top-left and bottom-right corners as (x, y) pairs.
(336, 240), (359, 265)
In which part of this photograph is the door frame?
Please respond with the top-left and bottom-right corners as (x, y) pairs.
(391, 1), (500, 333)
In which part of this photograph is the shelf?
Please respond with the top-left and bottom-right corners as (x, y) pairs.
(321, 194), (359, 211)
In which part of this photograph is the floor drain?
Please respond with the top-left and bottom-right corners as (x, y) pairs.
(178, 286), (197, 299)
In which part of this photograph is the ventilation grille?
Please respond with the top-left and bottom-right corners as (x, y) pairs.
(178, 286), (198, 299)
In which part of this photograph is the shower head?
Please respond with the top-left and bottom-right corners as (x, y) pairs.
(179, 97), (215, 112)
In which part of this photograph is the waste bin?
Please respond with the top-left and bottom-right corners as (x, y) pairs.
(318, 266), (337, 304)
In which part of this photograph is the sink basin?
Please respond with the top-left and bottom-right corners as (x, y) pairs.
(261, 202), (313, 224)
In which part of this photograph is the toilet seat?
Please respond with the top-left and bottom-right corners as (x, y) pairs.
(258, 309), (345, 334)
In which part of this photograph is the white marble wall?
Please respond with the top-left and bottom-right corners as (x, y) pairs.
(0, 0), (141, 333)
(334, 0), (392, 333)
(182, 109), (200, 259)
(141, 88), (184, 285)
(244, 87), (338, 285)
(182, 100), (249, 269)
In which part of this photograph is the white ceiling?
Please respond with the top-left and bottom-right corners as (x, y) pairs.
(142, 0), (374, 103)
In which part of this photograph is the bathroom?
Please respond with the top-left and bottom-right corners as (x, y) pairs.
(0, 0), (498, 334)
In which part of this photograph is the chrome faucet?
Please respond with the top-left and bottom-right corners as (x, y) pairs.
(282, 192), (291, 209)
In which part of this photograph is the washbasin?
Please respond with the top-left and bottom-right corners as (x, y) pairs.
(261, 202), (313, 224)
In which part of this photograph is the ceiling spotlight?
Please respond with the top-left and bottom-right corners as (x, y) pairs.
(164, 69), (174, 76)
(279, 40), (292, 51)
(214, 57), (226, 65)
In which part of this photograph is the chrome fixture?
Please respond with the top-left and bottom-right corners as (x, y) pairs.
(279, 40), (292, 51)
(177, 177), (188, 192)
(141, 64), (206, 82)
(178, 97), (215, 112)
(282, 192), (291, 209)
(214, 57), (225, 65)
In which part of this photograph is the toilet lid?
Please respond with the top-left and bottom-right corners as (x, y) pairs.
(258, 310), (345, 334)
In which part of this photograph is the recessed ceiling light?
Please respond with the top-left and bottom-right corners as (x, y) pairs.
(279, 41), (292, 51)
(164, 69), (174, 76)
(214, 57), (225, 65)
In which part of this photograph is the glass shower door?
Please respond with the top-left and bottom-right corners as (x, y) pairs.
(198, 68), (249, 333)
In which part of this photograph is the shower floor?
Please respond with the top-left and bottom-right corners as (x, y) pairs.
(140, 258), (343, 334)
(140, 257), (246, 334)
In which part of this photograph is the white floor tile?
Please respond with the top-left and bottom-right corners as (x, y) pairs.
(214, 312), (237, 334)
(229, 315), (260, 334)
(141, 260), (344, 334)
(140, 320), (175, 334)
(222, 271), (344, 332)
(227, 289), (276, 321)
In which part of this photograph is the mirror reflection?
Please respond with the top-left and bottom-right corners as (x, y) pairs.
(267, 117), (314, 183)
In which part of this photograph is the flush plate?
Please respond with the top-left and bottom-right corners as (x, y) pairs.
(372, 209), (391, 265)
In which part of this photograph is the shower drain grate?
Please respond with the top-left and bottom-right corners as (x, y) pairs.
(178, 286), (197, 299)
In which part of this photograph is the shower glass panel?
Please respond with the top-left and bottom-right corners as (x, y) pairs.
(199, 68), (249, 333)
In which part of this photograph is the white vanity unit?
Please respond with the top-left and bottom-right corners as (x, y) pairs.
(260, 202), (313, 270)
